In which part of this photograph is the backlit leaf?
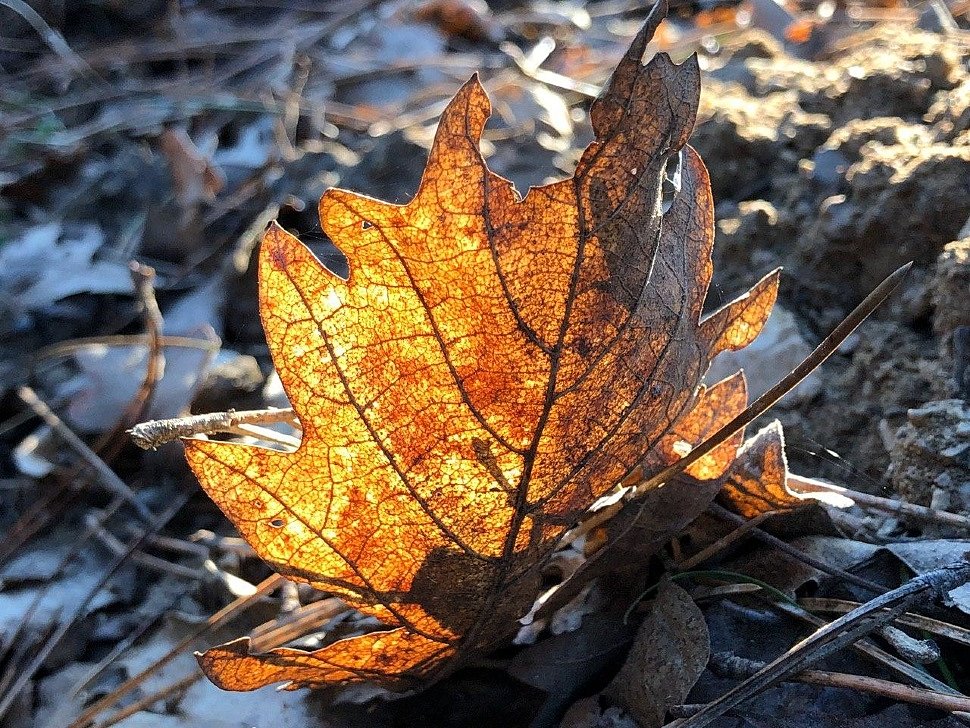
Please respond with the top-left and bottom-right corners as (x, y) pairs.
(720, 421), (850, 518)
(185, 0), (778, 692)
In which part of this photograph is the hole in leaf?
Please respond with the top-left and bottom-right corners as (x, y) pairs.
(269, 518), (285, 528)
(361, 220), (373, 230)
(661, 149), (683, 214)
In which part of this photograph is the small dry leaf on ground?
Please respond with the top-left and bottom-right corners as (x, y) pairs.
(559, 581), (709, 728)
(721, 421), (855, 518)
(604, 580), (710, 728)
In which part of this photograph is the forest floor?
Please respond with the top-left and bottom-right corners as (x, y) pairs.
(1, 1), (970, 726)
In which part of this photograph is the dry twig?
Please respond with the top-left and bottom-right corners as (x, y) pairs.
(675, 510), (777, 571)
(770, 599), (962, 698)
(68, 574), (285, 728)
(16, 386), (154, 521)
(129, 407), (300, 449)
(799, 597), (970, 648)
(0, 0), (99, 80)
(91, 262), (165, 461)
(676, 561), (970, 727)
(708, 503), (888, 595)
(683, 651), (970, 715)
(790, 474), (970, 532)
(89, 596), (349, 728)
(0, 494), (190, 722)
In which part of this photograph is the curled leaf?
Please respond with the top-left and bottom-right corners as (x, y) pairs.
(720, 421), (851, 518)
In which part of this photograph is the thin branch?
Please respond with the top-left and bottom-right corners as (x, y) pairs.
(0, 0), (100, 81)
(676, 509), (776, 570)
(0, 493), (190, 722)
(32, 334), (218, 365)
(82, 513), (203, 580)
(90, 596), (348, 728)
(0, 497), (125, 694)
(790, 474), (970, 532)
(68, 597), (177, 700)
(707, 652), (970, 715)
(769, 599), (962, 698)
(245, 598), (349, 654)
(93, 262), (166, 461)
(708, 503), (887, 596)
(129, 407), (299, 450)
(676, 561), (970, 728)
(68, 574), (285, 728)
(799, 597), (970, 648)
(17, 386), (154, 521)
(91, 674), (199, 728)
(0, 477), (74, 565)
(225, 422), (302, 448)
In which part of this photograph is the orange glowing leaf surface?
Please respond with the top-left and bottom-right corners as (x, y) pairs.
(720, 421), (851, 518)
(185, 0), (778, 692)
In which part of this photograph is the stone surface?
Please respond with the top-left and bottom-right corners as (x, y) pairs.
(707, 305), (820, 404)
(888, 400), (970, 524)
(932, 239), (970, 355)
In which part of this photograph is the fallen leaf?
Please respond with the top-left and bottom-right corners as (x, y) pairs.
(185, 0), (777, 692)
(508, 612), (634, 724)
(603, 581), (709, 728)
(720, 421), (852, 518)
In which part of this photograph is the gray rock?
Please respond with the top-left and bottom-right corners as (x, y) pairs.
(888, 400), (970, 520)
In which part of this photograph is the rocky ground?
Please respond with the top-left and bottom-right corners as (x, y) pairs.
(694, 20), (970, 502)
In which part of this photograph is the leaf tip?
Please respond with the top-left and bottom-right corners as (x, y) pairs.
(629, 0), (668, 64)
(196, 637), (255, 691)
(701, 270), (780, 356)
(261, 220), (295, 272)
(450, 72), (492, 131)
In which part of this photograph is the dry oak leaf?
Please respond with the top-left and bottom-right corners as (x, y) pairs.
(185, 0), (778, 693)
(720, 421), (853, 518)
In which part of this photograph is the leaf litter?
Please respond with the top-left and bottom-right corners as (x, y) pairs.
(1, 1), (970, 727)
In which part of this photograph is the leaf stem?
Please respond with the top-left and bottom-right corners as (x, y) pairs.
(128, 407), (299, 449)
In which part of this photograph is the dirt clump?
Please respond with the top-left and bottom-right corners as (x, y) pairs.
(927, 78), (970, 141)
(888, 399), (970, 528)
(771, 321), (949, 484)
(694, 81), (831, 203)
(788, 139), (970, 322)
(696, 21), (970, 500)
(718, 25), (963, 123)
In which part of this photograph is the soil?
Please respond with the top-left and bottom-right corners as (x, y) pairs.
(695, 24), (970, 495)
